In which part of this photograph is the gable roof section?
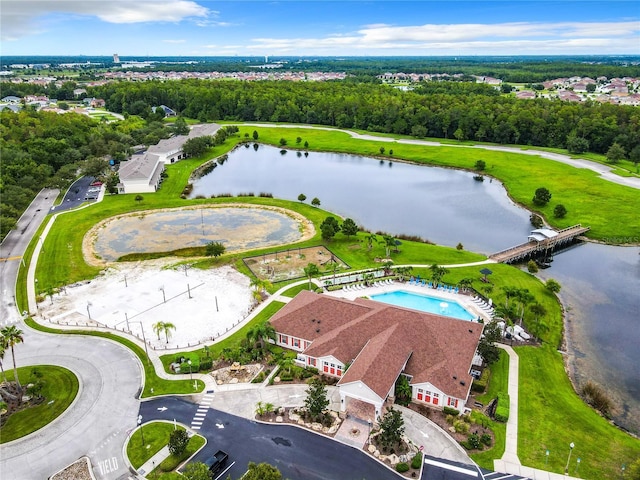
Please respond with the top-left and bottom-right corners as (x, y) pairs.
(119, 153), (162, 181)
(269, 291), (373, 342)
(272, 291), (483, 401)
(338, 324), (413, 400)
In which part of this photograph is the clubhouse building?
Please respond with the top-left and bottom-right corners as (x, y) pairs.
(269, 291), (484, 419)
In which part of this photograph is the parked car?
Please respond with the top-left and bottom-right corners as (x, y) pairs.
(204, 450), (229, 477)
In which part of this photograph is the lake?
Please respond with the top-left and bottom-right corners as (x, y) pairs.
(190, 144), (640, 434)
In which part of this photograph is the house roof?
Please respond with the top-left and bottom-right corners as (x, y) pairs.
(118, 153), (163, 181)
(270, 291), (483, 401)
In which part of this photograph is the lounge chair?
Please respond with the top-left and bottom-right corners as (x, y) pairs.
(427, 282), (432, 288)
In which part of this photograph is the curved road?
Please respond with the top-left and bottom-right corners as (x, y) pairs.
(1, 332), (142, 480)
(1, 189), (142, 480)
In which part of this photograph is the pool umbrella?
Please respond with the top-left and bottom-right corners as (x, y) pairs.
(480, 268), (493, 282)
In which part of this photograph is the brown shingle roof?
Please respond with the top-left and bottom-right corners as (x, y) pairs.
(271, 291), (483, 401)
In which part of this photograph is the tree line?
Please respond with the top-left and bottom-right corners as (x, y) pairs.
(89, 79), (639, 156)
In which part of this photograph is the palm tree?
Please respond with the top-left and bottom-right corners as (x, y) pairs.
(429, 264), (449, 286)
(250, 277), (272, 304)
(246, 322), (276, 353)
(152, 321), (165, 341)
(162, 322), (176, 344)
(0, 338), (8, 383)
(303, 263), (320, 290)
(1, 326), (24, 394)
(395, 375), (412, 404)
(529, 303), (547, 338)
(365, 233), (377, 251)
(458, 277), (474, 293)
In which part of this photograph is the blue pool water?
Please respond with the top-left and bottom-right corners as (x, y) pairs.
(370, 290), (476, 321)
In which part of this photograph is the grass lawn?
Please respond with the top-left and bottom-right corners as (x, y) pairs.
(280, 282), (315, 297)
(127, 421), (205, 470)
(516, 345), (640, 480)
(159, 301), (285, 373)
(471, 349), (509, 469)
(23, 318), (204, 397)
(0, 365), (79, 443)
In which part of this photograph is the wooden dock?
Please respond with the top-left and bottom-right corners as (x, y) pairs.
(490, 224), (590, 264)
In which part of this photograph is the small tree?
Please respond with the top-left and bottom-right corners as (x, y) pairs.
(244, 462), (283, 480)
(341, 218), (359, 238)
(279, 138), (287, 146)
(456, 242), (464, 251)
(545, 278), (561, 293)
(134, 194), (144, 204)
(377, 406), (405, 449)
(379, 146), (385, 155)
(172, 117), (189, 135)
(527, 260), (539, 273)
(311, 197), (321, 207)
(477, 321), (502, 365)
(566, 134), (589, 154)
(304, 140), (309, 149)
(474, 160), (486, 171)
(205, 241), (226, 257)
(320, 216), (340, 241)
(554, 204), (567, 218)
(182, 462), (212, 480)
(304, 378), (329, 422)
(389, 149), (393, 156)
(296, 136), (302, 144)
(168, 429), (189, 456)
(252, 130), (259, 140)
(605, 142), (626, 164)
(297, 193), (307, 202)
(530, 213), (544, 228)
(532, 187), (552, 206)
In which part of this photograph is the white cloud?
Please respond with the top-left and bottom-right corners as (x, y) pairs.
(1, 0), (210, 41)
(246, 20), (640, 55)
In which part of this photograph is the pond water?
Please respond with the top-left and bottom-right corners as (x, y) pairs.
(191, 144), (640, 434)
(92, 207), (304, 262)
(190, 145), (532, 254)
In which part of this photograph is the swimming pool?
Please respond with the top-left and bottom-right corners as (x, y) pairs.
(370, 290), (476, 321)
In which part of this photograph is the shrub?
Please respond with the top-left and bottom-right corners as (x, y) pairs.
(467, 433), (482, 450)
(472, 368), (490, 393)
(252, 371), (266, 383)
(443, 406), (460, 416)
(180, 360), (198, 373)
(396, 462), (410, 473)
(581, 381), (612, 417)
(481, 433), (492, 446)
(411, 452), (423, 469)
(454, 420), (470, 434)
(168, 429), (189, 456)
(198, 357), (213, 371)
(495, 392), (510, 422)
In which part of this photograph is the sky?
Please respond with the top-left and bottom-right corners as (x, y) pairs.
(1, 0), (639, 57)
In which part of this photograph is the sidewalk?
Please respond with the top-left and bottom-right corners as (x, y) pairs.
(494, 344), (582, 480)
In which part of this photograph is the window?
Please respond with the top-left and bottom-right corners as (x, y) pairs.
(433, 392), (440, 406)
(308, 357), (316, 367)
(448, 397), (458, 408)
(293, 338), (300, 348)
(417, 388), (424, 401)
(279, 334), (288, 345)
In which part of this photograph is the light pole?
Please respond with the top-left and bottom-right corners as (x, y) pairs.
(545, 449), (550, 465)
(130, 321), (149, 357)
(86, 301), (92, 320)
(576, 457), (581, 476)
(565, 442), (575, 475)
(137, 414), (145, 445)
(160, 285), (166, 303)
(188, 359), (192, 381)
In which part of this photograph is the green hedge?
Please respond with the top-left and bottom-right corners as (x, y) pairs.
(411, 452), (423, 469)
(199, 357), (213, 371)
(472, 368), (490, 393)
(443, 406), (460, 416)
(495, 392), (510, 422)
(396, 462), (410, 473)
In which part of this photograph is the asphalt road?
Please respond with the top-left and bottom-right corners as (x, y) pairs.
(0, 188), (59, 326)
(140, 396), (400, 480)
(1, 331), (142, 480)
(50, 176), (98, 213)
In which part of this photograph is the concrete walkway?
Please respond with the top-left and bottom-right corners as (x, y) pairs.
(493, 344), (583, 480)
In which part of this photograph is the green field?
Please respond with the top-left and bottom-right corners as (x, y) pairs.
(17, 124), (640, 479)
(0, 365), (79, 443)
(516, 345), (640, 479)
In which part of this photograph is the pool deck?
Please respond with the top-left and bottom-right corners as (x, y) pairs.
(324, 280), (492, 323)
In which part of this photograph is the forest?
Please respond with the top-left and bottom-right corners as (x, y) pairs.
(88, 80), (639, 155)
(0, 110), (173, 241)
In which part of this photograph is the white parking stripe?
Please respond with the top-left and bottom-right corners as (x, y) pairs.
(424, 458), (478, 477)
